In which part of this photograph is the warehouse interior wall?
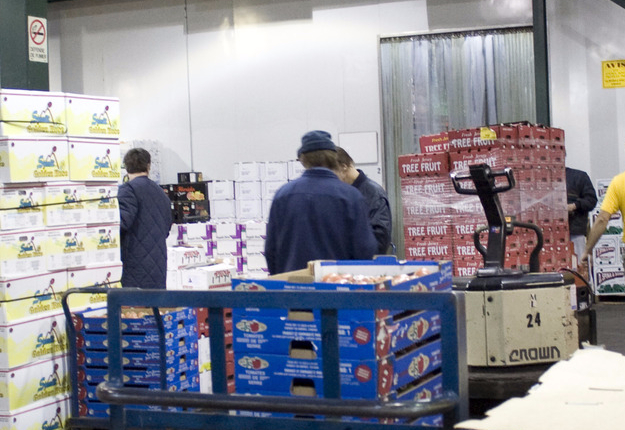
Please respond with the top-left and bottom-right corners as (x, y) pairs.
(47, 0), (624, 188)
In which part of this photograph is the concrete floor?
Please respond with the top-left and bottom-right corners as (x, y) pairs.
(593, 298), (625, 354)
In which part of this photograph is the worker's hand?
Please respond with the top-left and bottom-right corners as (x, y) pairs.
(567, 203), (576, 212)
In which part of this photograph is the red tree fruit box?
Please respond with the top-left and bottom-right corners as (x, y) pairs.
(398, 152), (450, 178)
(404, 236), (453, 261)
(452, 215), (487, 238)
(449, 128), (497, 151)
(403, 203), (451, 225)
(400, 176), (454, 197)
(448, 146), (506, 173)
(453, 256), (482, 277)
(419, 132), (449, 154)
(453, 236), (481, 259)
(404, 223), (452, 240)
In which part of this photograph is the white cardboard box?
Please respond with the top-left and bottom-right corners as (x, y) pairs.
(179, 264), (236, 290)
(261, 180), (286, 200)
(0, 228), (47, 278)
(45, 225), (88, 271)
(84, 223), (121, 266)
(68, 137), (121, 182)
(0, 354), (69, 411)
(44, 183), (88, 226)
(261, 161), (288, 181)
(209, 200), (236, 220)
(235, 181), (262, 200)
(0, 185), (45, 231)
(287, 160), (305, 180)
(207, 180), (235, 200)
(65, 93), (120, 138)
(234, 162), (262, 182)
(0, 89), (67, 136)
(0, 137), (69, 183)
(84, 183), (119, 224)
(235, 199), (262, 221)
(0, 312), (67, 369)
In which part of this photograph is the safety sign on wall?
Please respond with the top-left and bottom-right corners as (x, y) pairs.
(602, 59), (625, 89)
(28, 16), (48, 63)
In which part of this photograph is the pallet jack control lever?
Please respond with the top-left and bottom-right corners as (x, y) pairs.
(450, 164), (543, 278)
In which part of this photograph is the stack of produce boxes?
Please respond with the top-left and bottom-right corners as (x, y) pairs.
(231, 256), (452, 426)
(72, 307), (200, 417)
(398, 150), (454, 264)
(0, 88), (123, 427)
(591, 179), (625, 295)
(403, 123), (570, 276)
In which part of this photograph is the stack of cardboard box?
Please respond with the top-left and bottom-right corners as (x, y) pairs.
(0, 88), (123, 426)
(401, 123), (570, 276)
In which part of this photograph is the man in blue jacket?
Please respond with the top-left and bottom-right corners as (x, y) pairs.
(118, 148), (172, 288)
(336, 147), (392, 254)
(265, 131), (378, 275)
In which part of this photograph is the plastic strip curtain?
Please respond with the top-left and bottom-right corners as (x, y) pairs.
(380, 27), (535, 258)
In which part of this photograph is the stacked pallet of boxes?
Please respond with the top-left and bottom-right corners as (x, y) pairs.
(591, 179), (625, 295)
(0, 89), (122, 427)
(401, 124), (570, 276)
(72, 307), (200, 417)
(231, 257), (452, 426)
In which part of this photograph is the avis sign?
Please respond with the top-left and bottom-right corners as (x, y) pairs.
(602, 59), (625, 89)
(28, 16), (48, 64)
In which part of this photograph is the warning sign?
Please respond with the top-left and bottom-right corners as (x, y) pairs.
(602, 60), (625, 89)
(28, 16), (48, 64)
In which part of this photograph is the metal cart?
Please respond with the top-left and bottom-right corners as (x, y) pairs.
(64, 287), (468, 429)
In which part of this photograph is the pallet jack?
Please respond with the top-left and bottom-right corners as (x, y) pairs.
(450, 164), (596, 405)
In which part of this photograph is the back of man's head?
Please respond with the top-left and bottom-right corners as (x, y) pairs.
(298, 130), (339, 170)
(124, 148), (151, 174)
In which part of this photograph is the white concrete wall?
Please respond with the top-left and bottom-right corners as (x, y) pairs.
(548, 0), (625, 185)
(47, 0), (625, 188)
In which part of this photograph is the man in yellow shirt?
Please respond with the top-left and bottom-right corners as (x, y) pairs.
(581, 171), (625, 267)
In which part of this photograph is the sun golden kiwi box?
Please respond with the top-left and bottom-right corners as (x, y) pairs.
(84, 183), (119, 224)
(0, 228), (47, 279)
(0, 89), (67, 136)
(66, 263), (122, 309)
(0, 137), (69, 183)
(65, 93), (120, 139)
(68, 137), (121, 182)
(44, 225), (88, 271)
(84, 223), (121, 266)
(0, 270), (67, 303)
(43, 183), (88, 227)
(0, 185), (45, 231)
(0, 354), (69, 411)
(0, 312), (67, 369)
(0, 395), (69, 430)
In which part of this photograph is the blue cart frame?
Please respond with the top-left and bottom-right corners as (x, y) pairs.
(69, 288), (468, 429)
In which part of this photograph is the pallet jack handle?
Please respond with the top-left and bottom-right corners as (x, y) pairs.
(450, 164), (514, 273)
